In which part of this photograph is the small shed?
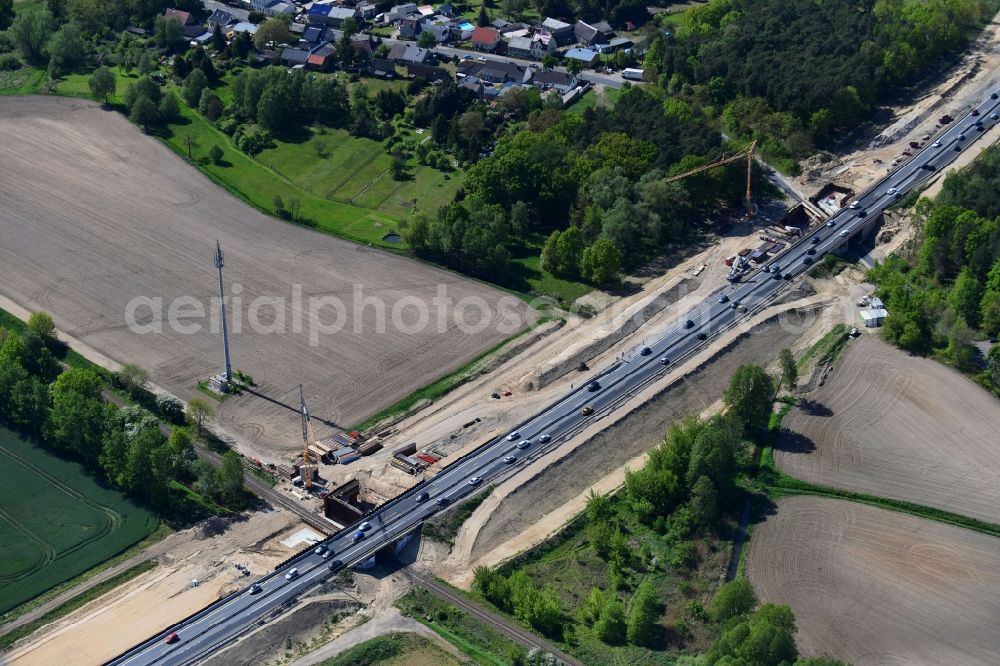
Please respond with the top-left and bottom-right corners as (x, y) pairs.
(860, 308), (888, 328)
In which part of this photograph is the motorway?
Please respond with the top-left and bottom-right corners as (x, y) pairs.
(107, 90), (1000, 666)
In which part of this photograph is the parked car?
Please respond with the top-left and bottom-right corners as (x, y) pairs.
(849, 327), (860, 337)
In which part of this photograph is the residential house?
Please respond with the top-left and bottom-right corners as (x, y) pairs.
(182, 24), (209, 40)
(491, 18), (510, 30)
(417, 4), (434, 16)
(164, 8), (191, 25)
(307, 42), (336, 69)
(451, 20), (474, 40)
(280, 47), (312, 66)
(289, 21), (305, 35)
(564, 47), (599, 67)
(507, 36), (533, 58)
(573, 20), (599, 45)
(459, 76), (482, 94)
(477, 60), (531, 84)
(301, 25), (324, 44)
(207, 9), (234, 28)
(406, 62), (450, 82)
(471, 26), (500, 51)
(591, 20), (614, 39)
(254, 49), (280, 66)
(541, 17), (573, 44)
(595, 37), (632, 53)
(251, 0), (294, 17)
(399, 16), (422, 39)
(358, 2), (378, 19)
(420, 20), (451, 43)
(351, 34), (380, 60)
(370, 58), (396, 77)
(229, 21), (258, 37)
(384, 2), (417, 22)
(437, 3), (454, 16)
(531, 69), (576, 93)
(508, 33), (555, 59)
(308, 5), (360, 27)
(388, 43), (435, 64)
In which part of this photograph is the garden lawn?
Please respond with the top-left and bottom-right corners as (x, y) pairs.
(0, 426), (158, 615)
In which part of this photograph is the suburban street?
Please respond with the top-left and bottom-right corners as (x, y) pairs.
(105, 90), (1000, 666)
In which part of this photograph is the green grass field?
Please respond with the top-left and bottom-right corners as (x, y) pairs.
(0, 426), (158, 615)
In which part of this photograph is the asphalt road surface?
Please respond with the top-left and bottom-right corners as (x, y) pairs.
(106, 90), (1000, 666)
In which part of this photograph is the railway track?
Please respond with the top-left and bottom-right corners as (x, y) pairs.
(405, 569), (584, 666)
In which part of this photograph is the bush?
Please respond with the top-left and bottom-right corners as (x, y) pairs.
(232, 124), (271, 155)
(0, 52), (20, 70)
(155, 393), (185, 424)
(217, 116), (238, 135)
(209, 144), (224, 165)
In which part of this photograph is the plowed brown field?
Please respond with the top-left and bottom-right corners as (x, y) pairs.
(777, 334), (1000, 523)
(747, 496), (1000, 666)
(0, 97), (531, 456)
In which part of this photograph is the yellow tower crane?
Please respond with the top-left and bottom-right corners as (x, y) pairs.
(299, 384), (316, 489)
(662, 140), (758, 216)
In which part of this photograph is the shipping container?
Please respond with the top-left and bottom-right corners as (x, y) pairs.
(393, 442), (418, 456)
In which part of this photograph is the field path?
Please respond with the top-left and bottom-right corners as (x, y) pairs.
(747, 496), (1000, 665)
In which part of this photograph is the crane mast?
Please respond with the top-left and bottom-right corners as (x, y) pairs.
(663, 140), (758, 216)
(299, 384), (316, 489)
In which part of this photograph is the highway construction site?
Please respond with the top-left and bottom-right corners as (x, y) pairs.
(5, 25), (1000, 664)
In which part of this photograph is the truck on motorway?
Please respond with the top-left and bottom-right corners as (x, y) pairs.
(622, 68), (644, 81)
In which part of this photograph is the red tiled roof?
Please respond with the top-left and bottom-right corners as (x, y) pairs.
(307, 54), (327, 65)
(471, 27), (498, 44)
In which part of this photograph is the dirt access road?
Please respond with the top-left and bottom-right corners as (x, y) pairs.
(777, 333), (1000, 524)
(0, 97), (531, 461)
(747, 495), (1000, 666)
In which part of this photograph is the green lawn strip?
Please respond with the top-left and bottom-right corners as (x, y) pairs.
(0, 560), (157, 651)
(512, 253), (592, 304)
(0, 522), (169, 627)
(317, 631), (453, 666)
(349, 319), (548, 432)
(0, 306), (103, 372)
(421, 487), (492, 548)
(395, 588), (519, 666)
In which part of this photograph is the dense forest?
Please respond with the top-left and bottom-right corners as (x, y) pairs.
(404, 85), (755, 288)
(0, 313), (246, 520)
(869, 146), (1000, 393)
(648, 0), (998, 171)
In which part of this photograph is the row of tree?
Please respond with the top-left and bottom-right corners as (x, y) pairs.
(0, 314), (245, 518)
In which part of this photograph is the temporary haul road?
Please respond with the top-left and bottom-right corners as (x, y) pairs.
(106, 91), (1000, 666)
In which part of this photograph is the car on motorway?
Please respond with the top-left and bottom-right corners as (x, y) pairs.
(887, 187), (898, 196)
(849, 201), (860, 209)
(826, 220), (835, 227)
(697, 332), (707, 340)
(659, 356), (670, 364)
(955, 144), (962, 151)
(416, 491), (429, 503)
(581, 406), (594, 416)
(359, 521), (371, 531)
(719, 294), (729, 303)
(770, 264), (780, 273)
(323, 549), (332, 559)
(856, 209), (868, 217)
(249, 583), (262, 594)
(840, 229), (849, 236)
(640, 346), (651, 356)
(352, 531), (365, 542)
(730, 301), (740, 309)
(315, 544), (327, 555)
(329, 559), (343, 570)
(976, 123), (985, 131)
(992, 113), (999, 120)
(165, 632), (180, 645)
(539, 434), (551, 443)
(517, 439), (530, 449)
(285, 568), (299, 581)
(959, 133), (966, 140)
(993, 92), (999, 99)
(684, 319), (694, 329)
(921, 163), (936, 171)
(806, 247), (816, 255)
(810, 236), (821, 244)
(436, 497), (450, 506)
(932, 140), (942, 147)
(468, 476), (482, 486)
(802, 256), (813, 265)
(972, 108), (980, 116)
(503, 455), (516, 464)
(588, 380), (601, 391)
(772, 271), (782, 280)
(506, 432), (519, 441)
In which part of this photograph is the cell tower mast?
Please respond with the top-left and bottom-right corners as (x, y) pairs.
(212, 240), (233, 393)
